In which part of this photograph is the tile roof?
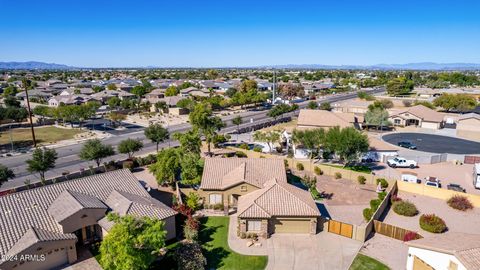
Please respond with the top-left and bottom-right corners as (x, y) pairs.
(407, 233), (480, 270)
(0, 169), (172, 258)
(297, 109), (355, 129)
(237, 179), (320, 218)
(391, 105), (444, 123)
(47, 190), (107, 223)
(459, 112), (480, 121)
(200, 158), (287, 190)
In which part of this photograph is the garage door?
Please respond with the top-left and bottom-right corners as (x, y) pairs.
(274, 218), (310, 234)
(17, 249), (68, 270)
(413, 256), (434, 270)
(421, 122), (439, 129)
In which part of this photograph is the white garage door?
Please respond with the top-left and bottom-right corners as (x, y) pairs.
(421, 122), (439, 129)
(17, 249), (68, 270)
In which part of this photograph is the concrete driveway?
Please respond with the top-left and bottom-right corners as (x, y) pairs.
(265, 233), (361, 270)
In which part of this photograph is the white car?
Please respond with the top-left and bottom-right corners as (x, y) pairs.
(401, 173), (421, 184)
(425, 177), (441, 188)
(387, 157), (417, 168)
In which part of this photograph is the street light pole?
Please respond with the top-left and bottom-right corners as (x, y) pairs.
(22, 79), (37, 147)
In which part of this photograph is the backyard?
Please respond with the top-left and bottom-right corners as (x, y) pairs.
(0, 126), (82, 148)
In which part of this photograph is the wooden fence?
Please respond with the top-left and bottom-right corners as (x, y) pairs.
(373, 220), (422, 241)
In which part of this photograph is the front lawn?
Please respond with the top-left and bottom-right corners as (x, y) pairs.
(325, 164), (372, 173)
(349, 254), (390, 270)
(199, 217), (267, 270)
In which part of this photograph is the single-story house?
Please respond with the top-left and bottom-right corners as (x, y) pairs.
(91, 89), (135, 102)
(199, 158), (288, 209)
(406, 233), (480, 270)
(456, 113), (480, 141)
(332, 100), (373, 114)
(15, 89), (53, 101)
(388, 105), (444, 129)
(180, 87), (210, 97)
(145, 89), (165, 104)
(297, 109), (361, 130)
(363, 137), (399, 162)
(237, 178), (320, 238)
(48, 94), (92, 107)
(59, 88), (94, 96)
(0, 170), (176, 270)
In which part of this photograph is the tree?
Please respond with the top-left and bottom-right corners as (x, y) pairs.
(4, 96), (20, 107)
(225, 88), (237, 98)
(107, 96), (121, 110)
(413, 100), (435, 109)
(176, 241), (206, 270)
(237, 80), (257, 92)
(79, 139), (115, 167)
(386, 77), (414, 96)
(118, 138), (144, 159)
(173, 129), (202, 155)
(107, 83), (117, 90)
(154, 101), (168, 113)
(307, 101), (318, 109)
(279, 83), (304, 99)
(319, 102), (332, 111)
(292, 128), (326, 159)
(131, 85), (147, 99)
(144, 124), (169, 152)
(107, 112), (126, 127)
(165, 86), (179, 96)
(26, 147), (58, 182)
(253, 130), (281, 152)
(325, 127), (369, 165)
(176, 98), (195, 111)
(149, 148), (180, 185)
(365, 107), (391, 129)
(433, 94), (477, 112)
(189, 103), (225, 154)
(0, 164), (15, 187)
(99, 214), (167, 270)
(206, 69), (219, 80)
(267, 103), (298, 119)
(2, 85), (17, 97)
(232, 115), (243, 140)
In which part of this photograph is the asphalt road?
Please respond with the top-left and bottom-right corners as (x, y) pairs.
(0, 88), (384, 190)
(383, 132), (480, 154)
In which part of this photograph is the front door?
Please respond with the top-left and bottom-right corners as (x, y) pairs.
(230, 194), (240, 208)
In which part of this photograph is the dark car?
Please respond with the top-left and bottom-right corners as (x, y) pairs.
(397, 141), (417, 149)
(447, 183), (466, 193)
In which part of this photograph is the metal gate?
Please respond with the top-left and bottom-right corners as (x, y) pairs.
(328, 220), (353, 238)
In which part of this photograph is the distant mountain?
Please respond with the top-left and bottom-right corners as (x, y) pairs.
(262, 62), (480, 70)
(0, 61), (75, 70)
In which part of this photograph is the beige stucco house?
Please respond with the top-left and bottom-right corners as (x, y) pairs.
(388, 105), (444, 129)
(0, 170), (176, 270)
(456, 113), (480, 141)
(297, 109), (361, 130)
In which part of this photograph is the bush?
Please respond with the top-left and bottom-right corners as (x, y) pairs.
(276, 146), (283, 153)
(122, 160), (134, 171)
(246, 232), (258, 239)
(239, 143), (249, 150)
(447, 195), (473, 211)
(390, 194), (402, 204)
(235, 151), (247, 158)
(370, 199), (381, 211)
(176, 241), (206, 270)
(376, 178), (389, 189)
(239, 232), (246, 239)
(284, 159), (289, 168)
(334, 172), (342, 179)
(213, 203), (224, 210)
(357, 175), (366, 185)
(378, 191), (387, 201)
(363, 208), (373, 221)
(393, 200), (418, 217)
(186, 192), (201, 211)
(314, 166), (323, 175)
(310, 188), (321, 200)
(296, 163), (304, 171)
(253, 146), (262, 152)
(419, 214), (447, 233)
(403, 231), (421, 242)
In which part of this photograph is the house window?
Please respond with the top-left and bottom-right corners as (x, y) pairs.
(394, 119), (401, 125)
(240, 185), (247, 192)
(209, 194), (222, 204)
(247, 220), (262, 232)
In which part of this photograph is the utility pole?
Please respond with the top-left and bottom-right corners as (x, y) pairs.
(272, 69), (276, 104)
(22, 78), (37, 147)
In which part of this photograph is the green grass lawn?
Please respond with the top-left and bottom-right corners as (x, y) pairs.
(0, 126), (82, 148)
(199, 217), (267, 270)
(324, 164), (372, 173)
(349, 254), (390, 270)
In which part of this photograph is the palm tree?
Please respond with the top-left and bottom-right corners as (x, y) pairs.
(232, 115), (243, 141)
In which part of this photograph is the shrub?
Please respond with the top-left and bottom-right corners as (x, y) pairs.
(184, 222), (199, 241)
(122, 160), (134, 171)
(310, 188), (321, 200)
(370, 199), (381, 211)
(314, 166), (323, 175)
(213, 203), (224, 210)
(186, 192), (201, 211)
(296, 163), (304, 171)
(363, 208), (373, 221)
(239, 143), (249, 150)
(176, 241), (206, 270)
(253, 146), (262, 152)
(276, 146), (283, 153)
(235, 151), (247, 158)
(403, 231), (421, 242)
(447, 195), (473, 211)
(376, 178), (389, 189)
(378, 191), (387, 201)
(334, 172), (342, 179)
(390, 194), (402, 204)
(239, 232), (246, 239)
(419, 214), (446, 233)
(393, 200), (418, 217)
(357, 175), (366, 185)
(284, 159), (289, 168)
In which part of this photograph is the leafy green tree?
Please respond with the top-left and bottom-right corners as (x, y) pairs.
(79, 139), (115, 167)
(413, 100), (436, 109)
(206, 69), (219, 80)
(279, 83), (304, 99)
(26, 147), (58, 182)
(237, 80), (257, 92)
(433, 94), (477, 112)
(149, 148), (180, 185)
(118, 138), (144, 159)
(2, 85), (18, 97)
(365, 108), (391, 129)
(180, 152), (203, 185)
(319, 102), (332, 111)
(176, 98), (195, 111)
(154, 101), (168, 113)
(131, 85), (147, 99)
(225, 88), (237, 98)
(99, 214), (167, 270)
(107, 83), (117, 90)
(173, 129), (202, 155)
(165, 86), (179, 96)
(92, 85), (104, 93)
(0, 164), (15, 187)
(253, 130), (281, 152)
(325, 127), (369, 165)
(386, 77), (414, 96)
(267, 103), (298, 119)
(107, 96), (121, 110)
(292, 128), (326, 159)
(307, 101), (318, 109)
(189, 103), (224, 154)
(232, 115), (243, 140)
(144, 124), (169, 152)
(4, 96), (20, 107)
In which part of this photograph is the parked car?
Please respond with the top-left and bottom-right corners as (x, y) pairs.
(387, 157), (417, 168)
(425, 177), (441, 188)
(447, 183), (466, 193)
(397, 141), (417, 150)
(401, 173), (421, 184)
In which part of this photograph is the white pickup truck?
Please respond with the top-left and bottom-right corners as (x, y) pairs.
(387, 157), (418, 168)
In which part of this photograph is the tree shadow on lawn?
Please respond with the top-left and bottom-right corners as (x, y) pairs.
(198, 219), (230, 269)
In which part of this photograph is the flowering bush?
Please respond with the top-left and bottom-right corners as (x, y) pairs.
(419, 214), (447, 233)
(403, 231), (421, 242)
(447, 195), (473, 211)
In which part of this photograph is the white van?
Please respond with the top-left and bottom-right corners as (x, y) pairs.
(474, 164), (480, 189)
(401, 172), (421, 184)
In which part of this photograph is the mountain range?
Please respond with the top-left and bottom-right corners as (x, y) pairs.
(1, 61), (480, 70)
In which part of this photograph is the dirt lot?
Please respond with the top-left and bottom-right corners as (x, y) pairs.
(295, 170), (379, 225)
(374, 162), (479, 195)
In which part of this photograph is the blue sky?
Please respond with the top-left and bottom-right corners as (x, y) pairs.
(1, 0), (480, 67)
